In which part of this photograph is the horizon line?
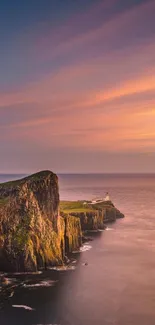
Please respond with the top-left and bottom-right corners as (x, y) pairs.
(1, 172), (155, 175)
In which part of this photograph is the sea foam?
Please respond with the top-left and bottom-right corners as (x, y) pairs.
(23, 280), (57, 288)
(12, 305), (35, 311)
(80, 244), (92, 252)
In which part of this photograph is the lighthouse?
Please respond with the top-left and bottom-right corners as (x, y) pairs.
(104, 192), (110, 201)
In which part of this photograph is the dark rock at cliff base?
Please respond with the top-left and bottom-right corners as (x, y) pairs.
(82, 236), (93, 242)
(115, 208), (125, 219)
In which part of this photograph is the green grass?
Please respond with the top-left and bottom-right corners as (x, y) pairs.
(60, 200), (114, 214)
(60, 201), (94, 214)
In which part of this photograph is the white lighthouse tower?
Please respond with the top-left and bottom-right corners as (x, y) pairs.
(104, 192), (110, 201)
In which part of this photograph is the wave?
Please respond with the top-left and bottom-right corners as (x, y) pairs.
(48, 265), (76, 271)
(106, 227), (113, 231)
(8, 271), (42, 276)
(23, 280), (58, 288)
(80, 244), (92, 252)
(71, 260), (77, 264)
(12, 305), (35, 311)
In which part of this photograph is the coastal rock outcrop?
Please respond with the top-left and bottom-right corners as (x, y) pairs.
(61, 201), (124, 232)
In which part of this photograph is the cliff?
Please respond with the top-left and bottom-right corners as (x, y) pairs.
(0, 171), (63, 271)
(0, 171), (124, 272)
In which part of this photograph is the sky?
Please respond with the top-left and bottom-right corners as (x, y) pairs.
(1, 0), (155, 173)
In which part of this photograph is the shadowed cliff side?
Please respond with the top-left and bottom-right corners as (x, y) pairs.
(64, 215), (82, 253)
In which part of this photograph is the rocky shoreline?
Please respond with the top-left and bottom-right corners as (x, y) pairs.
(0, 170), (124, 274)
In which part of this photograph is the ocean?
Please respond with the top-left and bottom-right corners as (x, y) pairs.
(1, 173), (155, 325)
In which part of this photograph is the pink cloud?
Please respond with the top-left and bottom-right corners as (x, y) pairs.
(1, 38), (155, 110)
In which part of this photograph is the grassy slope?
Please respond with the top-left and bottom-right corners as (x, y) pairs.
(60, 201), (93, 213)
(60, 200), (113, 214)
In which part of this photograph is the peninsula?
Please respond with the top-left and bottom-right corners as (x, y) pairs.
(0, 170), (124, 272)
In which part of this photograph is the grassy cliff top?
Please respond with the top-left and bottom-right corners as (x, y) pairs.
(0, 170), (56, 188)
(60, 201), (93, 213)
(60, 200), (114, 214)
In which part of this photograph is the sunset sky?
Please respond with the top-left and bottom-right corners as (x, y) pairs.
(1, 0), (155, 173)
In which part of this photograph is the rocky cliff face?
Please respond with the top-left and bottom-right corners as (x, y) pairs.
(71, 210), (105, 231)
(0, 171), (65, 271)
(64, 215), (82, 253)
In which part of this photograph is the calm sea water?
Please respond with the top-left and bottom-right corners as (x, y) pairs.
(1, 173), (155, 325)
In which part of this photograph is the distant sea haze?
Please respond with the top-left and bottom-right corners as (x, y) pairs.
(1, 173), (155, 203)
(1, 172), (155, 220)
(0, 174), (28, 184)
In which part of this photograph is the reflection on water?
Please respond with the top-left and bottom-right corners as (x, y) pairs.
(1, 174), (155, 325)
